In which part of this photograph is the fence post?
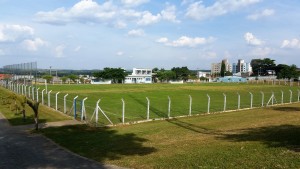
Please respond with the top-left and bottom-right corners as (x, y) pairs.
(42, 89), (45, 105)
(281, 90), (284, 104)
(64, 94), (69, 113)
(289, 90), (292, 103)
(73, 96), (78, 119)
(189, 95), (192, 116)
(81, 97), (88, 121)
(121, 98), (125, 124)
(32, 87), (35, 100)
(95, 99), (100, 124)
(21, 84), (24, 95)
(146, 97), (150, 120)
(48, 90), (52, 107)
(298, 89), (300, 102)
(36, 88), (39, 102)
(237, 92), (240, 110)
(207, 94), (210, 114)
(168, 96), (171, 118)
(223, 93), (226, 112)
(24, 85), (27, 96)
(249, 92), (253, 109)
(271, 91), (274, 105)
(28, 86), (31, 98)
(45, 79), (47, 93)
(55, 92), (60, 111)
(260, 91), (264, 107)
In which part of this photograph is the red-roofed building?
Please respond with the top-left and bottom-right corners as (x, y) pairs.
(0, 74), (11, 80)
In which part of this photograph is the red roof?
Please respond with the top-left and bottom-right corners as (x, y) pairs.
(0, 74), (10, 80)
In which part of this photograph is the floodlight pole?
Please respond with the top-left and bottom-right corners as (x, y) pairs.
(207, 94), (210, 114)
(48, 90), (52, 107)
(223, 93), (226, 112)
(146, 97), (150, 120)
(249, 92), (253, 109)
(64, 94), (69, 114)
(55, 92), (60, 111)
(121, 98), (125, 124)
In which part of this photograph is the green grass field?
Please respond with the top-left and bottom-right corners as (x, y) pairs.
(0, 87), (71, 125)
(35, 83), (299, 125)
(40, 102), (300, 168)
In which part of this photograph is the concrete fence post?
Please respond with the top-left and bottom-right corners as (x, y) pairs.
(189, 95), (192, 116)
(24, 85), (27, 96)
(223, 93), (226, 112)
(289, 90), (293, 103)
(73, 96), (78, 119)
(121, 98), (125, 124)
(32, 87), (35, 101)
(249, 92), (253, 109)
(41, 89), (45, 105)
(55, 92), (60, 111)
(260, 91), (264, 107)
(281, 90), (284, 104)
(146, 97), (150, 120)
(298, 89), (300, 102)
(36, 88), (39, 102)
(168, 96), (171, 118)
(28, 86), (31, 98)
(207, 94), (210, 114)
(81, 97), (88, 121)
(48, 90), (52, 107)
(237, 92), (240, 110)
(64, 94), (69, 114)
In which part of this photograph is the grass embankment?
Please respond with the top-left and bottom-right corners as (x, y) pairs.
(0, 87), (71, 125)
(38, 83), (299, 125)
(41, 103), (300, 168)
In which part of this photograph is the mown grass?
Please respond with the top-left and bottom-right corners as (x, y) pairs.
(40, 103), (300, 168)
(0, 87), (71, 125)
(36, 83), (299, 125)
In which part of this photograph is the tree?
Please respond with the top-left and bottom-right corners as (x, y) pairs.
(220, 61), (226, 77)
(42, 75), (53, 83)
(251, 58), (276, 76)
(68, 74), (78, 83)
(61, 76), (68, 83)
(93, 68), (128, 83)
(278, 64), (300, 80)
(171, 66), (190, 81)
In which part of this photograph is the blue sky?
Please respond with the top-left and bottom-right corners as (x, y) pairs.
(0, 0), (300, 70)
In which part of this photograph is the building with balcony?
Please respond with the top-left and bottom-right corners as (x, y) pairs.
(125, 68), (152, 84)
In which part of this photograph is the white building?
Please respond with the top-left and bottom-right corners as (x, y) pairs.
(125, 68), (152, 84)
(211, 63), (222, 74)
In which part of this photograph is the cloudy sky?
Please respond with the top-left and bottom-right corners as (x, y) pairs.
(0, 0), (299, 70)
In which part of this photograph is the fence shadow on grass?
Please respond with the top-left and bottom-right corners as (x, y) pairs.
(272, 106), (300, 112)
(40, 124), (157, 162)
(5, 115), (47, 126)
(218, 125), (300, 152)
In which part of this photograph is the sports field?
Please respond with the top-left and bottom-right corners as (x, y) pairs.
(37, 83), (300, 125)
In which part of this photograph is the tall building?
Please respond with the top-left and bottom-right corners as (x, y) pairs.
(232, 59), (252, 75)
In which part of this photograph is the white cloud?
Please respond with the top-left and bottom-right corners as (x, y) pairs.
(244, 32), (264, 46)
(249, 47), (272, 57)
(127, 29), (144, 37)
(186, 0), (261, 20)
(74, 46), (81, 52)
(55, 45), (65, 58)
(281, 38), (300, 49)
(157, 36), (214, 47)
(247, 9), (275, 20)
(22, 38), (48, 51)
(116, 51), (124, 56)
(121, 0), (149, 7)
(156, 37), (169, 43)
(137, 11), (161, 25)
(161, 5), (180, 23)
(0, 24), (34, 42)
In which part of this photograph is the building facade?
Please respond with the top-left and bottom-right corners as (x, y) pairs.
(125, 68), (152, 84)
